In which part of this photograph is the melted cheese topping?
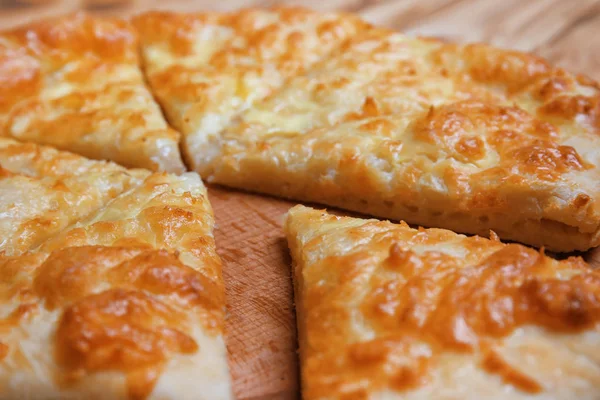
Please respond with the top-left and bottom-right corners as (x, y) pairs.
(0, 143), (230, 399)
(0, 138), (149, 256)
(285, 205), (600, 399)
(133, 7), (372, 172)
(209, 28), (600, 251)
(0, 13), (184, 172)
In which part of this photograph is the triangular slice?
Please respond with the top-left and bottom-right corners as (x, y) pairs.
(133, 7), (371, 172)
(205, 30), (600, 252)
(0, 138), (149, 255)
(0, 13), (185, 172)
(0, 171), (230, 398)
(285, 205), (600, 399)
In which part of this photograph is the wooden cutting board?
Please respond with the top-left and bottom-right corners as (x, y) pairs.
(1, 1), (600, 399)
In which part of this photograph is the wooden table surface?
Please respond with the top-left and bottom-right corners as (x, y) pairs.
(1, 1), (600, 399)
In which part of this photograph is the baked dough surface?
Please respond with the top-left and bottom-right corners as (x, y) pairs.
(133, 7), (372, 172)
(0, 142), (231, 400)
(285, 205), (600, 399)
(200, 27), (600, 252)
(0, 13), (185, 172)
(0, 138), (149, 256)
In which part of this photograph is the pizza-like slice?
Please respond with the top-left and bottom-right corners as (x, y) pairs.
(0, 154), (230, 399)
(0, 13), (185, 172)
(0, 138), (149, 256)
(133, 7), (371, 172)
(285, 205), (600, 400)
(204, 29), (600, 252)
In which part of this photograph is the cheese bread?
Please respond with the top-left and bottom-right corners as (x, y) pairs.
(285, 205), (600, 399)
(133, 7), (371, 172)
(0, 138), (149, 256)
(0, 145), (231, 399)
(0, 13), (185, 172)
(204, 29), (600, 252)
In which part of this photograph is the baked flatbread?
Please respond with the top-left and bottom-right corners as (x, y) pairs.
(285, 205), (600, 399)
(133, 7), (371, 172)
(0, 13), (185, 172)
(0, 138), (149, 256)
(0, 144), (231, 399)
(204, 29), (600, 252)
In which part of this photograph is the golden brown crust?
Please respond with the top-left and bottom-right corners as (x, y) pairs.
(133, 7), (372, 172)
(0, 13), (185, 172)
(285, 205), (600, 399)
(0, 143), (231, 399)
(206, 29), (600, 252)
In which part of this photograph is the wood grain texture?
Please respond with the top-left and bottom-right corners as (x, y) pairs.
(1, 1), (599, 399)
(209, 187), (299, 400)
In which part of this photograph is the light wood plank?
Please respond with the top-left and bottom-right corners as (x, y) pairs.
(535, 2), (600, 79)
(209, 187), (299, 399)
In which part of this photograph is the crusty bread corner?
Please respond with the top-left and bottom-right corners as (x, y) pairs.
(285, 205), (600, 399)
(203, 28), (600, 252)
